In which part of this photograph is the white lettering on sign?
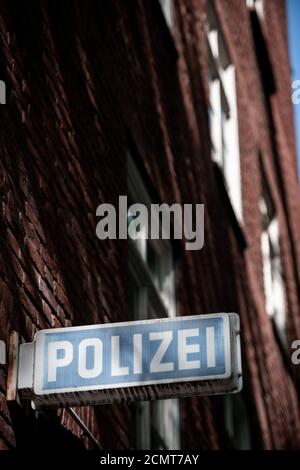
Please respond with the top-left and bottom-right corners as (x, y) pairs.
(206, 327), (216, 368)
(78, 338), (103, 379)
(111, 336), (129, 376)
(150, 331), (174, 373)
(178, 329), (200, 370)
(133, 334), (142, 374)
(48, 341), (73, 382)
(47, 329), (218, 381)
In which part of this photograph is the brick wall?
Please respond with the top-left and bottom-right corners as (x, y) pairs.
(0, 0), (299, 450)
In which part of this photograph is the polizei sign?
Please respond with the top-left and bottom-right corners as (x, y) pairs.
(16, 313), (242, 408)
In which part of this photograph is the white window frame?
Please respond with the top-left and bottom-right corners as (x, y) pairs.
(159, 0), (173, 30)
(207, 1), (243, 222)
(246, 0), (264, 20)
(128, 155), (180, 450)
(260, 193), (286, 344)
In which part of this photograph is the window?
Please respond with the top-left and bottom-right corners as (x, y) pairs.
(128, 155), (180, 450)
(224, 394), (252, 449)
(207, 1), (242, 221)
(260, 183), (286, 344)
(246, 0), (264, 20)
(159, 0), (172, 29)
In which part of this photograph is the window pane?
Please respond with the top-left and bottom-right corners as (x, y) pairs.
(224, 394), (252, 449)
(131, 402), (151, 450)
(151, 399), (180, 450)
(128, 275), (139, 320)
(147, 242), (161, 290)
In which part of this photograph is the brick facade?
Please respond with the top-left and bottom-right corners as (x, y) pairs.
(0, 0), (299, 450)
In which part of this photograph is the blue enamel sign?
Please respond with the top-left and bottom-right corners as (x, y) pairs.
(33, 314), (240, 397)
